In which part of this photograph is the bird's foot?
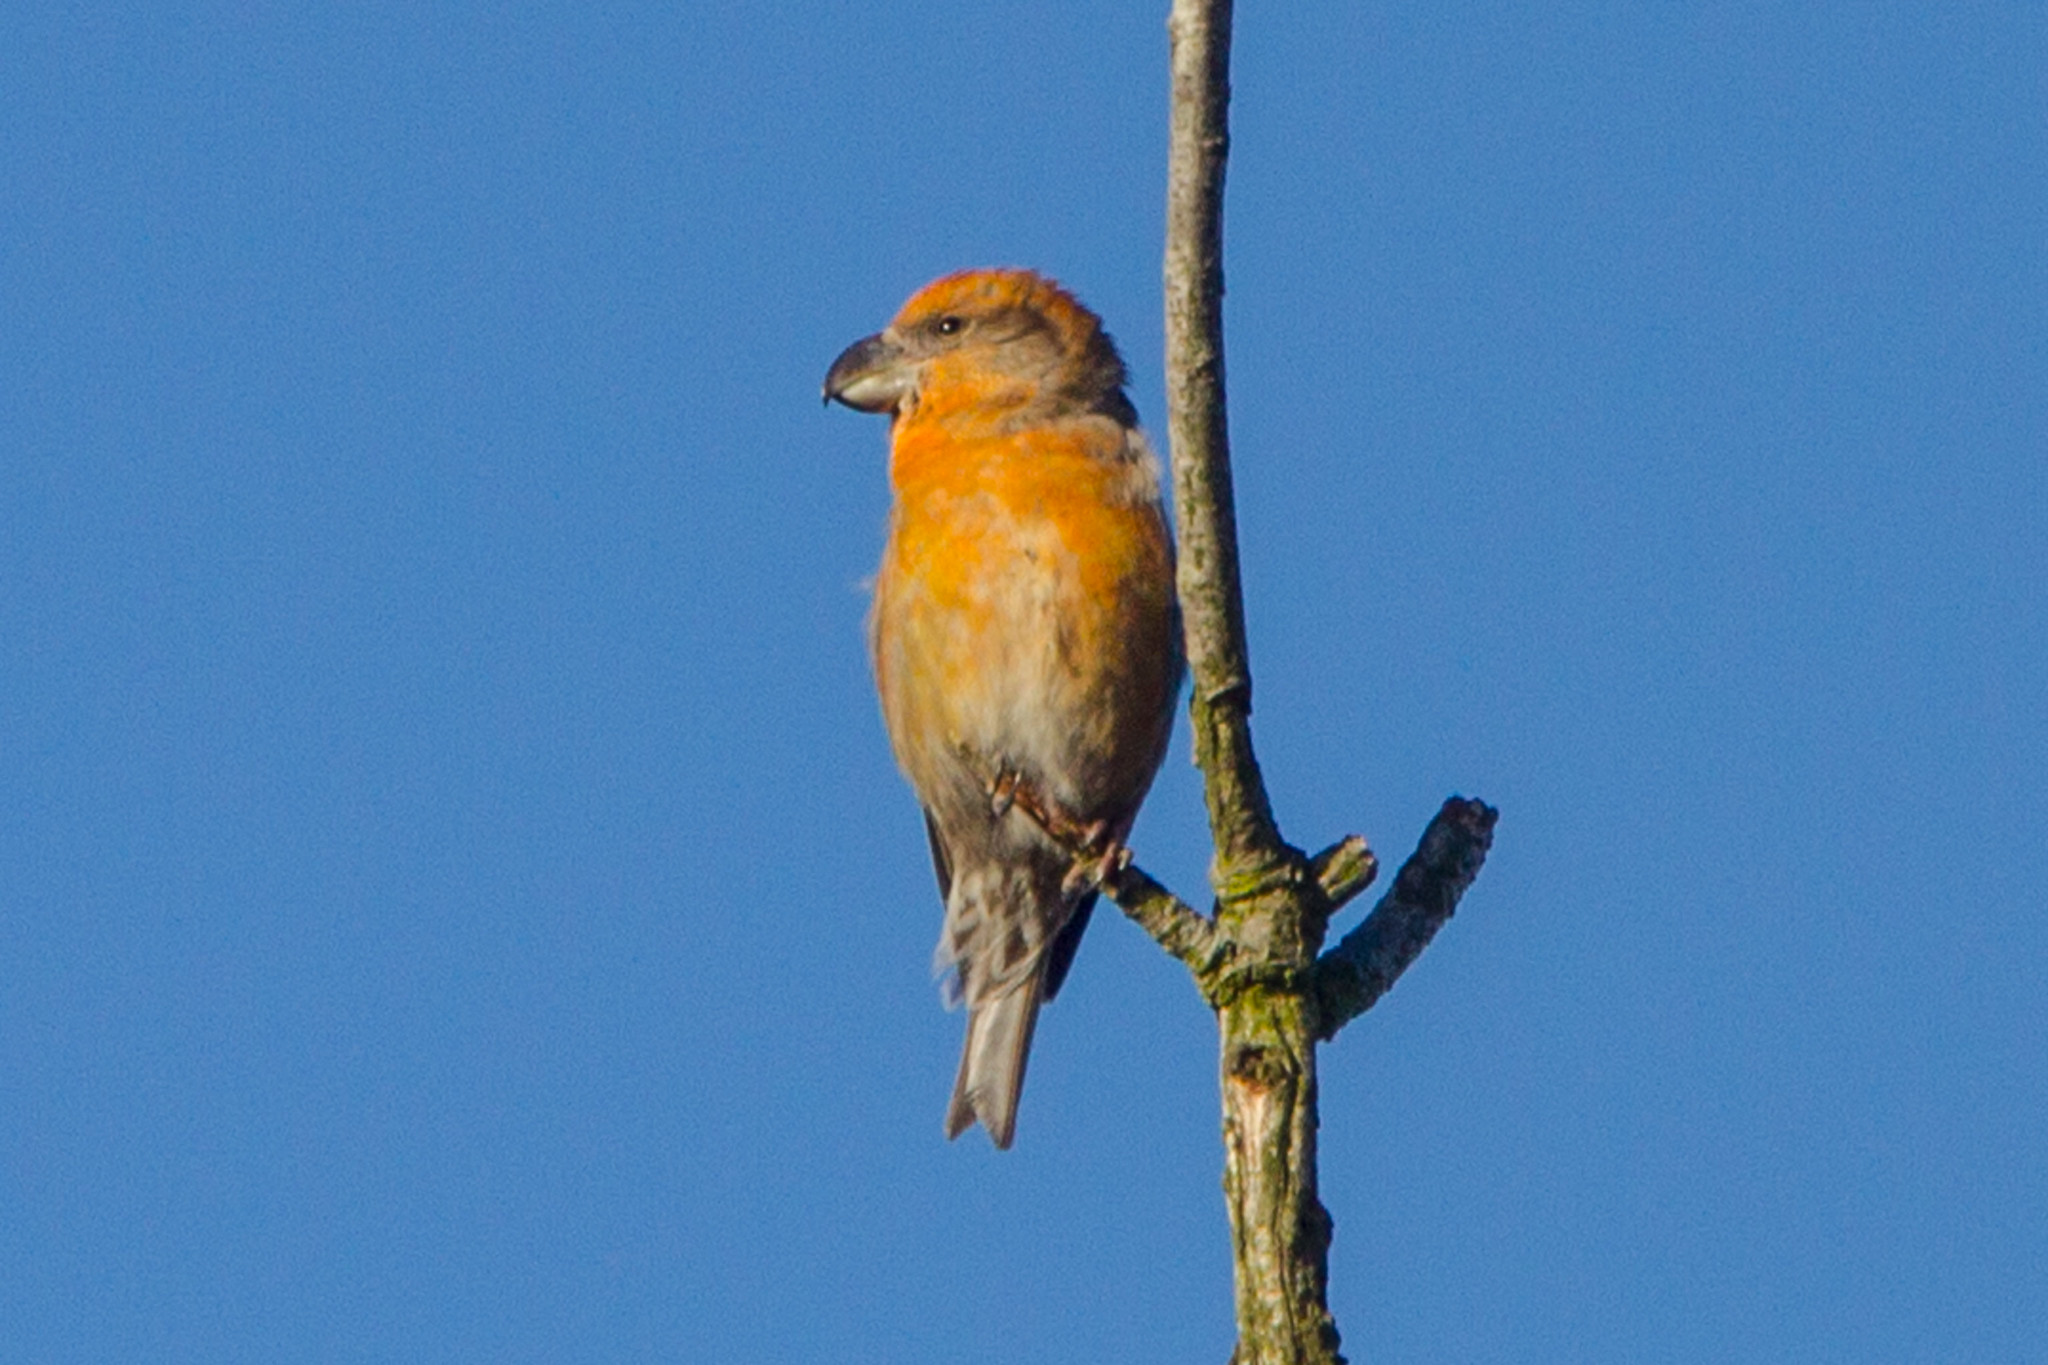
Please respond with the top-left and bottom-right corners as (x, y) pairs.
(975, 764), (1128, 894)
(1063, 829), (1132, 897)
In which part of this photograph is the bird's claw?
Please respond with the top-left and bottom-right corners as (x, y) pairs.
(968, 752), (1129, 893)
(1061, 834), (1131, 896)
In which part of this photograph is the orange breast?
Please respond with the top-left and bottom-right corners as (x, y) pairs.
(870, 418), (1177, 815)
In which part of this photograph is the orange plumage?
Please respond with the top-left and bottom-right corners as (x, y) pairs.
(825, 269), (1181, 1148)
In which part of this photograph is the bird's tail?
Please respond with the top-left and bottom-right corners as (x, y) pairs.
(944, 968), (1046, 1150)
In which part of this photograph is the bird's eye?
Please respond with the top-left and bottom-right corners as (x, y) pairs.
(934, 316), (965, 336)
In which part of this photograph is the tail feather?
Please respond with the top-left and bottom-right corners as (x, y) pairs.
(944, 970), (1046, 1149)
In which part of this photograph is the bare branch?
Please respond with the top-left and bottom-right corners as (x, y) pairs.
(1159, 2), (1494, 1358)
(1167, 6), (1349, 1361)
(1165, 0), (1283, 876)
(1099, 861), (1223, 979)
(1308, 835), (1377, 912)
(1313, 798), (1498, 1039)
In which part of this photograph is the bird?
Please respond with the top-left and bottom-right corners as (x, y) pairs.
(824, 268), (1182, 1148)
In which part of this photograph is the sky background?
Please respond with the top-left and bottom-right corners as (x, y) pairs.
(3, 3), (2043, 1362)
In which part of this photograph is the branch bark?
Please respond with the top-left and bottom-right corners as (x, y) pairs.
(1164, 0), (1283, 878)
(1314, 799), (1498, 1040)
(1107, 1), (1502, 1360)
(1164, 4), (1346, 1361)
(1100, 859), (1223, 979)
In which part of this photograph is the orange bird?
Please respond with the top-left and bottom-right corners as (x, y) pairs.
(824, 269), (1182, 1148)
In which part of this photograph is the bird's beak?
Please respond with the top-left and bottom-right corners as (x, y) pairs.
(823, 332), (914, 413)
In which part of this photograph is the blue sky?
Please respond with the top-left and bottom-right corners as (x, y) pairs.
(3, 4), (2042, 1361)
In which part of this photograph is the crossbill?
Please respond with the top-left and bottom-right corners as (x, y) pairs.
(824, 269), (1182, 1149)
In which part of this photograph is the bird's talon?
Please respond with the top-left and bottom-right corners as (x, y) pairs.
(1098, 842), (1130, 882)
(1081, 839), (1129, 892)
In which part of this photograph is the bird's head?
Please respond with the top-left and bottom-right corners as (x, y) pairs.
(823, 269), (1135, 430)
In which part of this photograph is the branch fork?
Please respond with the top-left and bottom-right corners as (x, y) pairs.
(974, 757), (1488, 1038)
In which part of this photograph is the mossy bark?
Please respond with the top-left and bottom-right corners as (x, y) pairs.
(1218, 983), (1341, 1365)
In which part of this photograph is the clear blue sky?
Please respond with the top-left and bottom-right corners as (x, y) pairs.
(3, 4), (2042, 1361)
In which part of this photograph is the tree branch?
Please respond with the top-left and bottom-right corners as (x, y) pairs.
(1312, 798), (1498, 1040)
(1158, 1), (1495, 1358)
(1167, 6), (1349, 1362)
(1309, 835), (1378, 913)
(1100, 859), (1224, 979)
(1164, 0), (1283, 878)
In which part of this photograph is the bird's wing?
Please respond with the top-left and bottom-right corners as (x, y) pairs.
(1039, 890), (1095, 1002)
(921, 808), (953, 902)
